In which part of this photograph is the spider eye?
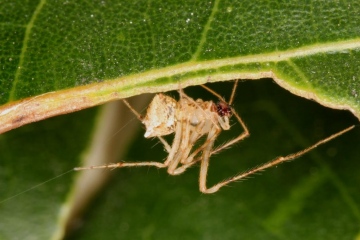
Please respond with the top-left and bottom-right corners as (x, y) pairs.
(216, 101), (232, 117)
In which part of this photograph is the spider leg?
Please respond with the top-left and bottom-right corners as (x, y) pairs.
(229, 80), (239, 105)
(211, 110), (249, 155)
(158, 137), (172, 154)
(200, 79), (238, 105)
(167, 118), (192, 173)
(173, 129), (214, 175)
(182, 124), (214, 164)
(74, 161), (168, 170)
(167, 115), (206, 175)
(198, 125), (354, 194)
(198, 126), (221, 193)
(122, 99), (143, 120)
(166, 115), (184, 174)
(172, 158), (200, 175)
(170, 120), (215, 175)
(179, 120), (207, 164)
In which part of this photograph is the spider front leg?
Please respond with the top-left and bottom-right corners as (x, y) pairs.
(198, 125), (354, 194)
(211, 110), (250, 155)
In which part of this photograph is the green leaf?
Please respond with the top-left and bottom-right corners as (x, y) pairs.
(1, 1), (360, 239)
(1, 0), (360, 132)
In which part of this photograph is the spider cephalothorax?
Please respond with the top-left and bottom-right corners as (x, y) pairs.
(215, 101), (232, 117)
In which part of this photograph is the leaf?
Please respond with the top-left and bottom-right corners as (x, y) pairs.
(1, 1), (360, 239)
(1, 0), (360, 133)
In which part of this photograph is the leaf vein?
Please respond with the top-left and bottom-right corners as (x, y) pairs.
(190, 0), (220, 61)
(9, 0), (47, 102)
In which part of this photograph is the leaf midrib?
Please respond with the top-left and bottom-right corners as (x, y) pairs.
(106, 38), (360, 86)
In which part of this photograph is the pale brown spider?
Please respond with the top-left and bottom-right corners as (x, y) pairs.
(75, 80), (354, 194)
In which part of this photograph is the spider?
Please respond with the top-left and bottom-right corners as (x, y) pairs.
(75, 80), (354, 194)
